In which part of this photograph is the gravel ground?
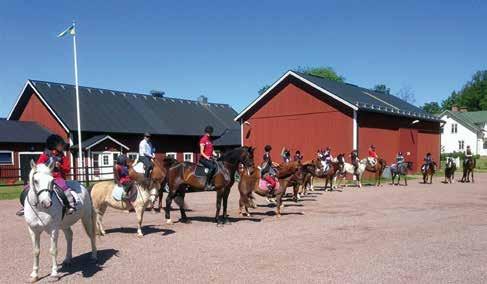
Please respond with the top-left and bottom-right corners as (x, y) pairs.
(1, 174), (487, 283)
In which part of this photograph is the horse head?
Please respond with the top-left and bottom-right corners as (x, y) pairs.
(29, 160), (55, 209)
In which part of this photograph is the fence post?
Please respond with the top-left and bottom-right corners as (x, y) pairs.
(84, 164), (90, 187)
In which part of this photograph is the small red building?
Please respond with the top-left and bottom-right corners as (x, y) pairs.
(235, 71), (441, 172)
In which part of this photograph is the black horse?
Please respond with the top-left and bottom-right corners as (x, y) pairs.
(444, 157), (456, 183)
(461, 157), (475, 183)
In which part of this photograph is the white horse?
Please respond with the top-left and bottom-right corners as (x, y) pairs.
(335, 162), (366, 188)
(24, 161), (97, 282)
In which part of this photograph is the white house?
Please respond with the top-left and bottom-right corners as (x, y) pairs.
(439, 108), (487, 156)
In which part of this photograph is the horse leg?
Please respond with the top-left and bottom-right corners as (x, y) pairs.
(134, 204), (145, 237)
(165, 191), (175, 224)
(176, 190), (189, 223)
(81, 208), (98, 260)
(222, 187), (231, 224)
(95, 204), (108, 236)
(49, 229), (60, 279)
(215, 190), (224, 224)
(28, 227), (40, 282)
(62, 227), (73, 265)
(276, 192), (283, 217)
(158, 188), (163, 212)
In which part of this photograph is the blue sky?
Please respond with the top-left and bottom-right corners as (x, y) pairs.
(0, 0), (486, 117)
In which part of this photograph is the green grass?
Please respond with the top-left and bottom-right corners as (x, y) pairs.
(0, 185), (23, 200)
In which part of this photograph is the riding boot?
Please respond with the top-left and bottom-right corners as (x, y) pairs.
(267, 185), (275, 197)
(205, 171), (215, 191)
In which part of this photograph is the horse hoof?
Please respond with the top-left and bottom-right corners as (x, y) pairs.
(62, 259), (72, 267)
(29, 276), (39, 283)
(136, 233), (143, 238)
(166, 219), (173, 225)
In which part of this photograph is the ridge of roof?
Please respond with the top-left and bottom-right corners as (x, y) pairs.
(439, 110), (482, 133)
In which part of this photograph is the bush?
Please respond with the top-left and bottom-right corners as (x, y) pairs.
(440, 152), (480, 161)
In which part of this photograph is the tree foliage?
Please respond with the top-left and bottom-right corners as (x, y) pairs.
(396, 86), (416, 104)
(373, 84), (391, 95)
(258, 85), (270, 96)
(295, 66), (345, 82)
(420, 101), (441, 114)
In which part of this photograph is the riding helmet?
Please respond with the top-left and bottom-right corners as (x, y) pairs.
(264, 145), (272, 152)
(204, 126), (214, 134)
(116, 154), (128, 165)
(144, 132), (151, 137)
(46, 134), (66, 150)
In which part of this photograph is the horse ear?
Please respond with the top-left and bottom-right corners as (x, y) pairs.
(30, 159), (36, 169)
(48, 160), (55, 171)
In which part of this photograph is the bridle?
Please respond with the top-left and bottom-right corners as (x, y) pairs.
(29, 168), (56, 207)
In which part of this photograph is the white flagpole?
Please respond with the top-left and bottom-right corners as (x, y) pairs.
(72, 21), (83, 175)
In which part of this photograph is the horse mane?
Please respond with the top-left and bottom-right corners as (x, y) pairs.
(218, 147), (249, 164)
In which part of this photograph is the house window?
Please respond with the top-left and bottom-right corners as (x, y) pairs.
(127, 152), (139, 161)
(458, 140), (465, 150)
(183, 152), (193, 162)
(166, 152), (177, 159)
(0, 151), (13, 165)
(451, 123), (458, 134)
(484, 140), (487, 149)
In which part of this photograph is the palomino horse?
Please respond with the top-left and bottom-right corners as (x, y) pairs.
(444, 157), (456, 183)
(237, 160), (302, 217)
(461, 157), (476, 183)
(24, 161), (97, 282)
(361, 158), (387, 186)
(165, 147), (254, 225)
(335, 161), (366, 188)
(390, 162), (413, 186)
(421, 162), (437, 184)
(91, 159), (167, 237)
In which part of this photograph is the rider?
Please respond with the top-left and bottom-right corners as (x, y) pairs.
(322, 147), (333, 173)
(294, 150), (303, 162)
(199, 126), (216, 191)
(423, 152), (433, 172)
(114, 154), (134, 200)
(465, 145), (473, 162)
(261, 145), (278, 194)
(368, 145), (378, 166)
(281, 147), (291, 163)
(395, 151), (405, 169)
(350, 149), (360, 172)
(139, 132), (155, 178)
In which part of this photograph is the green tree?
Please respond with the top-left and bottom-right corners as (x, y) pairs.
(373, 84), (391, 95)
(441, 70), (487, 111)
(258, 85), (270, 96)
(420, 102), (441, 114)
(296, 66), (345, 82)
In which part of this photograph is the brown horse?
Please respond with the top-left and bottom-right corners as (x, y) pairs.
(312, 154), (345, 191)
(293, 160), (324, 199)
(461, 157), (475, 183)
(165, 147), (254, 225)
(361, 158), (387, 186)
(421, 162), (436, 184)
(238, 161), (302, 217)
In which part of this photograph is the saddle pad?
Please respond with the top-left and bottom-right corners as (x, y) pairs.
(258, 179), (280, 191)
(112, 185), (124, 201)
(195, 165), (209, 177)
(133, 162), (145, 174)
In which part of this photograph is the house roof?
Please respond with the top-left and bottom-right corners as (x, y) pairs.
(235, 71), (441, 122)
(0, 120), (52, 144)
(213, 129), (241, 146)
(8, 80), (240, 141)
(71, 135), (130, 151)
(439, 110), (483, 133)
(458, 111), (487, 124)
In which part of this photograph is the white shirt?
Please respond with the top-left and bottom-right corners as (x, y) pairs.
(139, 139), (154, 157)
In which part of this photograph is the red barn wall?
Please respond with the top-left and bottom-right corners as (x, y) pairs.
(18, 92), (68, 140)
(243, 78), (353, 163)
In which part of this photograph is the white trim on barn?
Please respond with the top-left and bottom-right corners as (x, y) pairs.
(8, 80), (70, 133)
(235, 71), (358, 121)
(166, 152), (177, 159)
(183, 152), (194, 162)
(84, 135), (130, 151)
(353, 110), (358, 150)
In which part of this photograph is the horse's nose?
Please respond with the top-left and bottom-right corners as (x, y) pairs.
(43, 200), (52, 208)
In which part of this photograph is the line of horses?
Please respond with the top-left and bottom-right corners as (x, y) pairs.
(22, 146), (478, 282)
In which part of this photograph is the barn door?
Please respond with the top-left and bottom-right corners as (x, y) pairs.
(19, 153), (42, 183)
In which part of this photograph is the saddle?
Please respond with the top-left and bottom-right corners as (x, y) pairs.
(194, 163), (209, 177)
(259, 178), (280, 192)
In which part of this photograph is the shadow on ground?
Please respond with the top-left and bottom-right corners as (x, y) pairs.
(105, 225), (175, 236)
(59, 249), (119, 279)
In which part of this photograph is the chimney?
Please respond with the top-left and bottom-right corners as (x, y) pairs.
(150, 90), (165, 98)
(460, 107), (468, 112)
(451, 105), (459, 112)
(198, 95), (208, 104)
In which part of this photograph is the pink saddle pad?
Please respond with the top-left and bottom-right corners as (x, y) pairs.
(258, 179), (280, 191)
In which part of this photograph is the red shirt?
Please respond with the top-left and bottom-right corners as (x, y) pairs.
(199, 135), (214, 159)
(368, 149), (378, 158)
(37, 150), (70, 179)
(115, 164), (131, 185)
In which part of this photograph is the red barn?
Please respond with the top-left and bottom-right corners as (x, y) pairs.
(235, 71), (441, 172)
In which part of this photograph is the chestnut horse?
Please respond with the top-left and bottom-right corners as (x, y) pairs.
(421, 162), (437, 184)
(361, 158), (387, 186)
(165, 147), (254, 225)
(238, 161), (302, 217)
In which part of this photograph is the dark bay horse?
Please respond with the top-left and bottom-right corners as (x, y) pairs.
(461, 157), (475, 183)
(164, 147), (254, 225)
(444, 157), (456, 184)
(362, 158), (387, 186)
(238, 160), (302, 217)
(390, 162), (412, 186)
(422, 162), (437, 184)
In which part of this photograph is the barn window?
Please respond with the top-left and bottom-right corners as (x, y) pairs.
(183, 152), (193, 162)
(0, 151), (13, 165)
(127, 152), (139, 161)
(166, 152), (177, 159)
(451, 123), (458, 134)
(458, 140), (465, 150)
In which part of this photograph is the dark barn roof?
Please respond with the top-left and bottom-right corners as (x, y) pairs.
(214, 129), (241, 146)
(0, 120), (52, 143)
(236, 71), (441, 122)
(9, 80), (241, 145)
